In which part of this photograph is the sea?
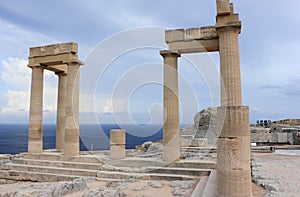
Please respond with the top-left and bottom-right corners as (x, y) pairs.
(0, 124), (188, 155)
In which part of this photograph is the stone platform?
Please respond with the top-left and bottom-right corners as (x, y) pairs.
(0, 151), (216, 184)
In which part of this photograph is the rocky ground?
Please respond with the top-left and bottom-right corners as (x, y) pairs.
(1, 142), (300, 196)
(252, 151), (300, 197)
(0, 177), (196, 197)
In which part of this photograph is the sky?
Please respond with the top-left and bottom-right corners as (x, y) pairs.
(0, 0), (300, 125)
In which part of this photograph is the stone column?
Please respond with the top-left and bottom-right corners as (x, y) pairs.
(218, 27), (242, 106)
(216, 106), (252, 197)
(64, 62), (81, 156)
(28, 66), (44, 153)
(216, 24), (252, 197)
(160, 50), (181, 163)
(110, 129), (126, 159)
(56, 73), (67, 151)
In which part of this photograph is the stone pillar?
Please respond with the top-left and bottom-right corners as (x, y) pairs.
(64, 62), (81, 156)
(160, 50), (181, 163)
(218, 27), (242, 106)
(216, 106), (252, 197)
(216, 23), (252, 196)
(56, 73), (67, 151)
(28, 66), (44, 153)
(110, 129), (126, 159)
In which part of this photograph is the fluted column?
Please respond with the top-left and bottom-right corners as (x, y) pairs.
(56, 73), (67, 151)
(28, 66), (44, 153)
(216, 23), (252, 197)
(64, 62), (81, 156)
(160, 50), (181, 163)
(219, 27), (242, 106)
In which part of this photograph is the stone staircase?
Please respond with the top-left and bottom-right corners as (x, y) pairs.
(0, 152), (216, 183)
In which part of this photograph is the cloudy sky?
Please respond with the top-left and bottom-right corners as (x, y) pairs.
(0, 0), (299, 125)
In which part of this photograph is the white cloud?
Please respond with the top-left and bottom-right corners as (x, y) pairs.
(1, 90), (29, 113)
(0, 58), (58, 118)
(1, 57), (30, 89)
(103, 98), (126, 114)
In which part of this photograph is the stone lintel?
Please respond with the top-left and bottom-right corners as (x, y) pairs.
(28, 42), (83, 73)
(49, 64), (68, 74)
(168, 39), (219, 54)
(216, 0), (231, 16)
(29, 42), (78, 58)
(28, 53), (83, 66)
(165, 26), (218, 44)
(165, 29), (184, 43)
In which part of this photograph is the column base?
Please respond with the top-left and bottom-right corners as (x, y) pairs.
(216, 105), (252, 197)
(163, 145), (180, 163)
(217, 169), (252, 197)
(64, 143), (79, 157)
(110, 144), (125, 159)
(28, 141), (43, 154)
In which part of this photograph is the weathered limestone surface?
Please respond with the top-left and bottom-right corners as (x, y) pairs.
(251, 132), (300, 145)
(28, 67), (44, 154)
(168, 39), (219, 53)
(216, 0), (231, 15)
(218, 27), (242, 106)
(215, 1), (252, 196)
(217, 134), (252, 197)
(110, 145), (126, 159)
(56, 73), (67, 151)
(166, 26), (218, 43)
(162, 2), (252, 195)
(219, 106), (249, 137)
(28, 42), (83, 156)
(166, 27), (219, 53)
(64, 63), (81, 157)
(29, 42), (78, 57)
(180, 108), (221, 147)
(161, 50), (181, 163)
(110, 129), (126, 159)
(29, 42), (80, 73)
(216, 107), (251, 193)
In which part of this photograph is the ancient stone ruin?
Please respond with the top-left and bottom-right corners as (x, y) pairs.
(160, 0), (252, 196)
(27, 42), (84, 156)
(251, 119), (300, 145)
(182, 108), (300, 146)
(0, 1), (254, 197)
(180, 108), (219, 147)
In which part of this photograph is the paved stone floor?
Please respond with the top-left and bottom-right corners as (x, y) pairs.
(252, 151), (300, 197)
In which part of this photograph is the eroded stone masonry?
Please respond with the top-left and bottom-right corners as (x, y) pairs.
(0, 1), (253, 197)
(28, 42), (84, 156)
(160, 0), (252, 196)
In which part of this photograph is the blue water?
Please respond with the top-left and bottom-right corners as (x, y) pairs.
(0, 124), (167, 155)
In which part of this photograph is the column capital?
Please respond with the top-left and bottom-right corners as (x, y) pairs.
(27, 64), (44, 69)
(160, 50), (181, 58)
(216, 21), (242, 34)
